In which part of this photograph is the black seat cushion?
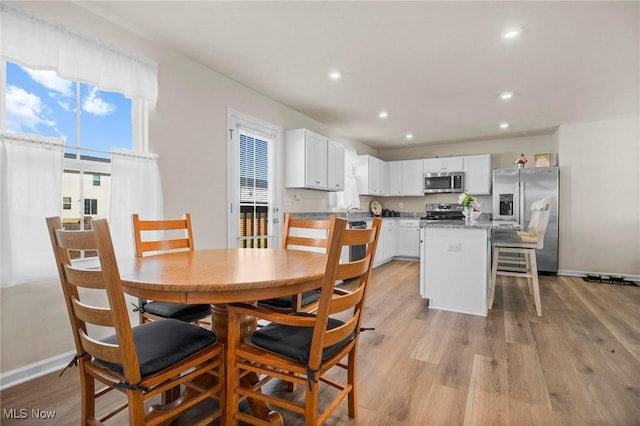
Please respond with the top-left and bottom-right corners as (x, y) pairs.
(143, 301), (211, 322)
(258, 290), (322, 310)
(96, 319), (217, 378)
(250, 312), (355, 368)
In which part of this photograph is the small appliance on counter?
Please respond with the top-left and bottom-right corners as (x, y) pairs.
(382, 208), (400, 217)
(421, 203), (465, 222)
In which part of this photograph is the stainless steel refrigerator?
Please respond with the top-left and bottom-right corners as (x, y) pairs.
(492, 167), (559, 273)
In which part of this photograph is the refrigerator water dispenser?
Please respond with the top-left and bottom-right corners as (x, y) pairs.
(499, 194), (514, 216)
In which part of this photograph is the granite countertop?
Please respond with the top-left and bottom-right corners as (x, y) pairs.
(420, 219), (520, 230)
(291, 212), (420, 221)
(289, 212), (519, 230)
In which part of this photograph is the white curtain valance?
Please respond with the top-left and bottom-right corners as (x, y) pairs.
(0, 2), (158, 105)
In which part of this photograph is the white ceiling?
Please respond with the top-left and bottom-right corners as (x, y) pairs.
(77, 1), (639, 150)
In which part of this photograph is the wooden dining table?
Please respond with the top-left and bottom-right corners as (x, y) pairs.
(118, 247), (328, 425)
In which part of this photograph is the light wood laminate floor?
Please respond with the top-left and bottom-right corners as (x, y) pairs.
(2, 260), (639, 425)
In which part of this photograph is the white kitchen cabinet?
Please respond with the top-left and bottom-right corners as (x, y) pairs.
(463, 154), (492, 195)
(285, 128), (327, 190)
(356, 155), (386, 196)
(366, 219), (385, 267)
(396, 219), (420, 257)
(327, 140), (345, 191)
(423, 156), (464, 173)
(382, 219), (397, 260)
(421, 227), (489, 316)
(387, 160), (423, 196)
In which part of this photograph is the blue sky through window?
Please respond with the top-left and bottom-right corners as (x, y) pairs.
(5, 62), (132, 155)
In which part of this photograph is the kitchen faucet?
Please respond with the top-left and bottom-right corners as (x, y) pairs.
(346, 205), (360, 222)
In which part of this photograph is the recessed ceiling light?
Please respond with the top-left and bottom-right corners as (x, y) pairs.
(328, 71), (342, 80)
(499, 122), (510, 129)
(405, 133), (414, 140)
(378, 111), (389, 119)
(502, 28), (522, 39)
(500, 91), (514, 100)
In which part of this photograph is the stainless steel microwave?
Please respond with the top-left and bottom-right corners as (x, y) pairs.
(424, 172), (464, 194)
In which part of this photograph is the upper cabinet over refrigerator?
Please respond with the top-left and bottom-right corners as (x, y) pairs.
(492, 167), (560, 273)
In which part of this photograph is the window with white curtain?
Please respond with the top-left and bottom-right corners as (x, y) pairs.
(4, 61), (131, 259)
(0, 3), (160, 287)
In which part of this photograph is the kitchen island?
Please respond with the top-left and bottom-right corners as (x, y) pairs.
(420, 219), (519, 316)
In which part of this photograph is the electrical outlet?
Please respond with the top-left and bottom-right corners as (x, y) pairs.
(447, 242), (461, 251)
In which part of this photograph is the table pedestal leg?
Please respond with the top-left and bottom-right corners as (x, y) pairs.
(211, 303), (283, 426)
(211, 304), (255, 341)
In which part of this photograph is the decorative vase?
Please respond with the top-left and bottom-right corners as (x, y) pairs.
(463, 206), (474, 224)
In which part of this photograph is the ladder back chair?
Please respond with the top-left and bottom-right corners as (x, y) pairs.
(131, 213), (212, 325)
(489, 199), (551, 317)
(258, 213), (335, 313)
(226, 216), (382, 426)
(46, 217), (224, 425)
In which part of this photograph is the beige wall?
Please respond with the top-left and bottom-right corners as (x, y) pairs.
(557, 118), (640, 275)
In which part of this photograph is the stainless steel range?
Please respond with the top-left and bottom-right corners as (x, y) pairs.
(421, 203), (465, 222)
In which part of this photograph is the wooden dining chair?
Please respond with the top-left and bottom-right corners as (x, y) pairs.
(131, 213), (212, 325)
(226, 216), (382, 426)
(489, 199), (551, 317)
(46, 217), (224, 425)
(257, 213), (335, 313)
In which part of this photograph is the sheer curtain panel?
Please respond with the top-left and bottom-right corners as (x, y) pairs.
(109, 149), (163, 260)
(1, 134), (64, 287)
(0, 2), (158, 104)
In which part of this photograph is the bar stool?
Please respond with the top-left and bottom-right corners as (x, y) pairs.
(489, 199), (551, 317)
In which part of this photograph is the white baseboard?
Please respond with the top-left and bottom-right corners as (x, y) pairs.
(0, 350), (75, 391)
(558, 269), (640, 282)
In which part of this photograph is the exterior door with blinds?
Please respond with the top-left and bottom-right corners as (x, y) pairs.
(227, 109), (281, 248)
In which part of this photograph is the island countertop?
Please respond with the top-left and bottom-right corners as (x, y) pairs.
(420, 219), (520, 230)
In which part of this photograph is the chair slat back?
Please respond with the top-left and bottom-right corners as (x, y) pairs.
(46, 217), (142, 384)
(526, 199), (551, 249)
(308, 217), (382, 369)
(281, 214), (333, 252)
(132, 213), (194, 257)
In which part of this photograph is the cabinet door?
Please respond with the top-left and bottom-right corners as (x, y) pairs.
(383, 219), (397, 260)
(422, 158), (443, 173)
(357, 155), (386, 195)
(304, 131), (328, 189)
(423, 156), (463, 173)
(368, 220), (385, 266)
(327, 140), (345, 191)
(463, 154), (491, 195)
(397, 220), (420, 257)
(373, 157), (386, 195)
(387, 161), (403, 196)
(402, 159), (423, 195)
(443, 156), (464, 172)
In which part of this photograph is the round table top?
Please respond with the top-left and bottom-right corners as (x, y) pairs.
(118, 248), (328, 304)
